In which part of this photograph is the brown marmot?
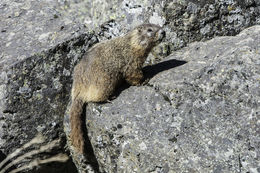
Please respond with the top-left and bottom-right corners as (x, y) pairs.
(70, 24), (165, 153)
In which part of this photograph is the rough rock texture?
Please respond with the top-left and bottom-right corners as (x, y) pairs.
(1, 0), (260, 172)
(57, 0), (260, 61)
(0, 0), (97, 172)
(64, 25), (260, 172)
(0, 0), (90, 70)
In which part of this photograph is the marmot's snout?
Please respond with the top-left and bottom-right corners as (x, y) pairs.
(157, 29), (166, 42)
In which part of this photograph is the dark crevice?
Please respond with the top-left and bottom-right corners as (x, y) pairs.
(3, 109), (17, 114)
(159, 91), (172, 104)
(0, 150), (17, 173)
(0, 150), (6, 163)
(82, 103), (101, 173)
(238, 154), (242, 172)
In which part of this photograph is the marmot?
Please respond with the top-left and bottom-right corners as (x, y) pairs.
(70, 24), (165, 153)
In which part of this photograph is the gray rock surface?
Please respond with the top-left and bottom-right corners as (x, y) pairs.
(57, 0), (260, 61)
(0, 0), (89, 71)
(1, 0), (260, 172)
(64, 25), (260, 172)
(0, 0), (97, 172)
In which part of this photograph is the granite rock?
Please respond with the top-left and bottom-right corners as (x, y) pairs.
(57, 0), (260, 62)
(64, 25), (260, 172)
(1, 0), (260, 172)
(0, 0), (97, 172)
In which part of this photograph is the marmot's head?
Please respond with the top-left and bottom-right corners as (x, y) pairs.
(130, 24), (166, 51)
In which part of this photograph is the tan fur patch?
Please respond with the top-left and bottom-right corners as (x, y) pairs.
(82, 85), (102, 102)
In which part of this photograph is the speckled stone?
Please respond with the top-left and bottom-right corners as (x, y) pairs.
(1, 0), (260, 172)
(64, 25), (260, 173)
(56, 0), (260, 63)
(0, 0), (97, 172)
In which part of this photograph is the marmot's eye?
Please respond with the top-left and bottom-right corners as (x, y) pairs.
(147, 28), (153, 32)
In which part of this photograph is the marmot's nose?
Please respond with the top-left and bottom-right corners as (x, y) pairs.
(158, 29), (166, 40)
(161, 30), (166, 38)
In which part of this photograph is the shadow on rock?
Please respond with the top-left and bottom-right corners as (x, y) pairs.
(113, 59), (186, 98)
(143, 59), (187, 79)
(82, 103), (101, 173)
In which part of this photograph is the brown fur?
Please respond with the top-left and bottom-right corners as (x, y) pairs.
(70, 24), (165, 153)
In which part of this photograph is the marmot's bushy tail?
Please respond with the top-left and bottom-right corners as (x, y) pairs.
(70, 98), (85, 153)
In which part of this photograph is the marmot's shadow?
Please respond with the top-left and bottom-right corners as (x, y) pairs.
(143, 59), (187, 79)
(113, 59), (187, 97)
